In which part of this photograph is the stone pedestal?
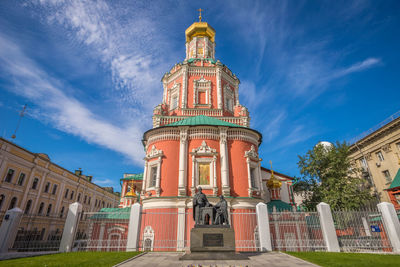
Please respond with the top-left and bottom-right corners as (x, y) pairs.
(180, 226), (248, 260)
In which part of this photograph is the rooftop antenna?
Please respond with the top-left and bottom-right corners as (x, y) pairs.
(11, 104), (27, 139)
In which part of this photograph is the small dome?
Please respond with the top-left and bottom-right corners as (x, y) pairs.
(316, 141), (333, 149)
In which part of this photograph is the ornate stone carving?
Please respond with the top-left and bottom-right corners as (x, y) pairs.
(146, 145), (163, 159)
(244, 145), (260, 161)
(192, 140), (217, 155)
(382, 144), (392, 153)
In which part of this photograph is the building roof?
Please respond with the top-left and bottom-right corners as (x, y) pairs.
(89, 207), (131, 219)
(122, 173), (143, 181)
(266, 200), (293, 212)
(165, 115), (244, 128)
(387, 168), (400, 190)
(261, 167), (294, 180)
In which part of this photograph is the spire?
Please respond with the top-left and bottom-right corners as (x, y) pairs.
(267, 161), (282, 201)
(198, 8), (203, 22)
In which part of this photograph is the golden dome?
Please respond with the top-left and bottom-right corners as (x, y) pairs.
(267, 161), (282, 189)
(185, 22), (215, 43)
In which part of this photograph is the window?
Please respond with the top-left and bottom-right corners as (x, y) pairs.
(88, 197), (91, 205)
(32, 178), (39, 189)
(84, 195), (87, 204)
(149, 166), (158, 188)
(52, 184), (58, 195)
(44, 182), (50, 193)
(38, 202), (44, 214)
(46, 204), (52, 216)
(4, 169), (14, 183)
(95, 199), (98, 207)
(70, 191), (74, 200)
(64, 189), (69, 198)
(360, 158), (368, 168)
(77, 193), (81, 202)
(397, 142), (400, 151)
(250, 168), (258, 189)
(17, 173), (26, 186)
(0, 194), (4, 210)
(376, 151), (384, 161)
(382, 170), (391, 183)
(171, 95), (178, 109)
(24, 200), (32, 214)
(9, 197), (17, 210)
(60, 206), (65, 218)
(198, 163), (211, 185)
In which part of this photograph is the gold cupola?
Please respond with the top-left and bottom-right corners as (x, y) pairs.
(267, 161), (282, 189)
(185, 9), (216, 60)
(185, 8), (215, 43)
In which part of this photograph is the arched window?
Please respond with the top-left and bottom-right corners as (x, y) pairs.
(24, 199), (32, 214)
(32, 178), (39, 189)
(38, 202), (44, 214)
(0, 194), (5, 210)
(9, 197), (17, 210)
(46, 204), (52, 216)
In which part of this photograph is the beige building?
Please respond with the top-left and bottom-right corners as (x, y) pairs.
(349, 112), (400, 202)
(0, 137), (120, 243)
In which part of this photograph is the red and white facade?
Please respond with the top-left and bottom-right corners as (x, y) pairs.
(135, 20), (295, 251)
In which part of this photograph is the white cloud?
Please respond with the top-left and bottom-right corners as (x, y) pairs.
(0, 33), (145, 165)
(331, 57), (382, 79)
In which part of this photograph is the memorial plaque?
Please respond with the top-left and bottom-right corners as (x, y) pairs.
(203, 233), (223, 247)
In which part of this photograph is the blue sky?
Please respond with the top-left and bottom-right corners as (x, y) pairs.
(1, 0), (399, 192)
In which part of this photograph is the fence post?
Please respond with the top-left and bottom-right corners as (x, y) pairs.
(377, 202), (400, 253)
(0, 207), (23, 253)
(317, 202), (340, 252)
(126, 203), (142, 251)
(59, 202), (82, 253)
(256, 202), (272, 251)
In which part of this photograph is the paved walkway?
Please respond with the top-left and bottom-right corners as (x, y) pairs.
(118, 252), (320, 267)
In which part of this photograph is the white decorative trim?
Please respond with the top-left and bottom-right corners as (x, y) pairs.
(168, 83), (180, 110)
(244, 146), (262, 197)
(190, 141), (218, 194)
(142, 226), (155, 251)
(193, 76), (212, 107)
(244, 145), (259, 160)
(224, 84), (234, 113)
(146, 145), (164, 160)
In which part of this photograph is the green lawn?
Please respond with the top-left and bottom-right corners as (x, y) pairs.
(0, 251), (142, 267)
(286, 252), (400, 267)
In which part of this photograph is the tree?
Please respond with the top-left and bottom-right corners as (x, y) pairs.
(296, 141), (374, 210)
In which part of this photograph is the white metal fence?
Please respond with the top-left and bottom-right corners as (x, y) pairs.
(72, 211), (130, 251)
(332, 209), (392, 252)
(269, 209), (326, 251)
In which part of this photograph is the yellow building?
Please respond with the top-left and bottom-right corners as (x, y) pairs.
(0, 137), (120, 242)
(349, 112), (400, 202)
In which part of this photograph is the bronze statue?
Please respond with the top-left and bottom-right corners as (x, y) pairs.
(214, 195), (229, 225)
(192, 187), (210, 225)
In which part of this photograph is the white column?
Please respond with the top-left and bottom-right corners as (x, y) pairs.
(256, 203), (272, 251)
(216, 67), (222, 109)
(317, 202), (340, 252)
(219, 127), (230, 196)
(162, 81), (168, 104)
(0, 156), (8, 180)
(0, 208), (23, 253)
(181, 66), (188, 108)
(126, 203), (142, 251)
(176, 206), (186, 251)
(97, 223), (106, 251)
(234, 81), (239, 105)
(191, 155), (195, 195)
(142, 161), (148, 194)
(156, 157), (162, 197)
(178, 127), (188, 196)
(212, 155), (217, 196)
(59, 202), (82, 252)
(377, 202), (400, 253)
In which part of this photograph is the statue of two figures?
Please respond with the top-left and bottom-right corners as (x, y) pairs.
(192, 187), (229, 226)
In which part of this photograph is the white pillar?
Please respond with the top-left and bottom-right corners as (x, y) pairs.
(59, 202), (82, 252)
(219, 127), (230, 196)
(0, 208), (23, 253)
(317, 202), (340, 252)
(126, 203), (142, 251)
(97, 223), (106, 251)
(216, 67), (222, 109)
(256, 202), (272, 251)
(176, 206), (186, 251)
(178, 127), (188, 196)
(377, 202), (400, 253)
